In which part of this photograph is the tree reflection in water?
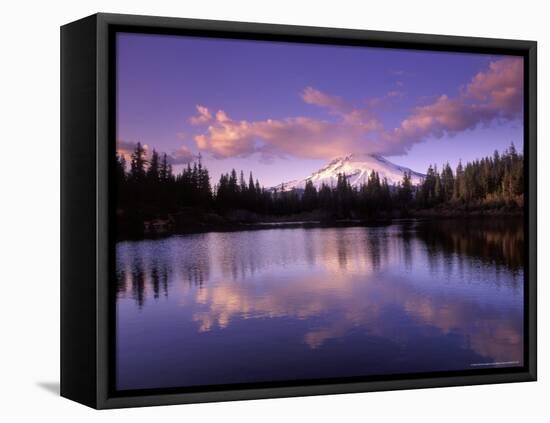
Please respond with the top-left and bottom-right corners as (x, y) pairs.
(115, 218), (524, 390)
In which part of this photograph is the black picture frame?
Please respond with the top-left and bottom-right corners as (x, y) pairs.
(61, 12), (537, 409)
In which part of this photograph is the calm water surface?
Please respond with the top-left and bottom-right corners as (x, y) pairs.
(116, 219), (524, 390)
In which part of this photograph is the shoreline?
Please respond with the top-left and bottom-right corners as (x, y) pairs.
(116, 210), (523, 242)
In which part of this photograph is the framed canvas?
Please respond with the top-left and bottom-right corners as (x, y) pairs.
(60, 13), (537, 409)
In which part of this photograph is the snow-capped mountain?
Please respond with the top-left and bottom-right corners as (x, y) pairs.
(272, 154), (425, 192)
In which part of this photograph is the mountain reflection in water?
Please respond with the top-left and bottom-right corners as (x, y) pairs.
(116, 218), (524, 391)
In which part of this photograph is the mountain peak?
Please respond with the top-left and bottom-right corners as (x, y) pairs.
(272, 153), (424, 192)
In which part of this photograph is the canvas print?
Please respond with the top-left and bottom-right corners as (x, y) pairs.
(114, 33), (525, 392)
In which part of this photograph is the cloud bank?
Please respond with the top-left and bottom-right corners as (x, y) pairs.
(189, 57), (523, 160)
(117, 141), (196, 165)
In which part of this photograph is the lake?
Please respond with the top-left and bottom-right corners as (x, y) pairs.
(115, 219), (524, 391)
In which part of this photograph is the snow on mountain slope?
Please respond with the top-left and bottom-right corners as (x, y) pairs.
(272, 154), (425, 191)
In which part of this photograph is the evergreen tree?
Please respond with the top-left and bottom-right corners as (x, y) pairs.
(453, 160), (465, 202)
(116, 152), (126, 184)
(147, 150), (160, 183)
(248, 172), (255, 192)
(198, 161), (212, 206)
(302, 180), (318, 211)
(420, 165), (436, 206)
(441, 163), (454, 202)
(239, 170), (247, 194)
(159, 153), (169, 182)
(398, 171), (413, 207)
(434, 170), (442, 204)
(130, 142), (147, 182)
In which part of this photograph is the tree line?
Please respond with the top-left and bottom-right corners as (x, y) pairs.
(116, 142), (523, 232)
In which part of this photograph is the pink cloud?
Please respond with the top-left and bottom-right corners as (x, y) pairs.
(302, 87), (346, 111)
(190, 57), (523, 160)
(466, 57), (523, 114)
(389, 95), (477, 143)
(170, 145), (196, 164)
(302, 86), (381, 129)
(116, 140), (149, 162)
(388, 57), (523, 148)
(189, 105), (212, 125)
(193, 109), (385, 159)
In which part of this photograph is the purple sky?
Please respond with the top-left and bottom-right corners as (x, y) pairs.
(116, 32), (524, 187)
